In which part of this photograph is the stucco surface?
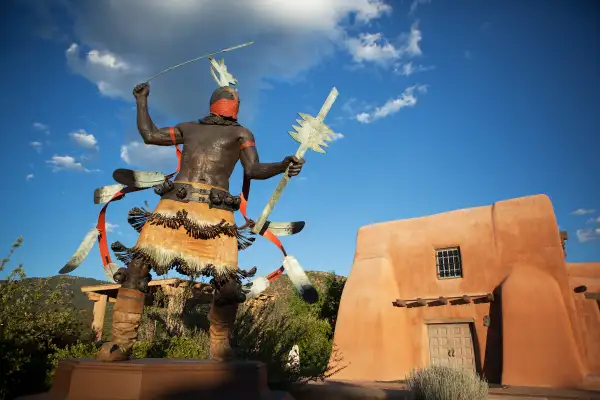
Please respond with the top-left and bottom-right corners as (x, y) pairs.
(331, 194), (600, 389)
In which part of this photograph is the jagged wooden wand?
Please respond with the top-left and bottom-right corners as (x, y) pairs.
(252, 87), (339, 234)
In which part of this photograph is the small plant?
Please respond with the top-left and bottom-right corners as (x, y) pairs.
(406, 365), (488, 400)
(47, 342), (101, 383)
(165, 332), (210, 359)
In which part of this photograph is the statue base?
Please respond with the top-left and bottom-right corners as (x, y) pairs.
(19, 358), (294, 400)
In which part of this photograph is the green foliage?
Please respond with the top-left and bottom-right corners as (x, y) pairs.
(0, 238), (86, 400)
(405, 365), (488, 400)
(165, 332), (210, 359)
(1, 240), (347, 398)
(233, 272), (347, 388)
(47, 342), (101, 383)
(285, 271), (346, 336)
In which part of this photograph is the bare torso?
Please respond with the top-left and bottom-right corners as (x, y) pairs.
(174, 122), (246, 191)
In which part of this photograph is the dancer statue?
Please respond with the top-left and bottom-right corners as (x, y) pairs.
(98, 82), (305, 362)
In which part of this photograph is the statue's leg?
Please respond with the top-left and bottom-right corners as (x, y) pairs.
(209, 279), (243, 362)
(97, 257), (151, 362)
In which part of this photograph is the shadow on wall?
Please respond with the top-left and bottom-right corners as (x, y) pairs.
(483, 285), (503, 384)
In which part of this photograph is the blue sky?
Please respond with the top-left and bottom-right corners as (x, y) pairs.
(0, 0), (598, 283)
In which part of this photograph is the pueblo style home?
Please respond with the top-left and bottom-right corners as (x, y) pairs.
(331, 194), (600, 390)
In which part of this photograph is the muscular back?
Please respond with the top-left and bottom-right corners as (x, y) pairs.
(175, 122), (246, 191)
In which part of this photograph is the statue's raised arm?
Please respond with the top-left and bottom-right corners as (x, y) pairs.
(134, 82), (184, 146)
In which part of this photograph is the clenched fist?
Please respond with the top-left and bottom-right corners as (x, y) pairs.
(283, 156), (305, 177)
(133, 82), (150, 100)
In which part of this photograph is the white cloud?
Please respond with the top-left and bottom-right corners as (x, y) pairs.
(330, 132), (344, 140)
(345, 32), (400, 66)
(105, 222), (119, 233)
(341, 97), (373, 117)
(409, 0), (431, 15)
(87, 49), (131, 71)
(354, 84), (426, 123)
(25, 174), (34, 181)
(576, 228), (600, 243)
(572, 208), (596, 216)
(29, 141), (43, 153)
(120, 141), (178, 171)
(394, 61), (434, 76)
(587, 216), (600, 224)
(69, 129), (99, 150)
(32, 122), (49, 133)
(50, 0), (394, 119)
(344, 22), (424, 68)
(66, 44), (143, 99)
(46, 155), (98, 173)
(404, 22), (423, 57)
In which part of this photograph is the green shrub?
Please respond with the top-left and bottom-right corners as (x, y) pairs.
(47, 342), (101, 383)
(233, 298), (345, 388)
(0, 237), (85, 400)
(165, 332), (210, 359)
(405, 365), (488, 400)
(1, 238), (348, 398)
(132, 339), (167, 359)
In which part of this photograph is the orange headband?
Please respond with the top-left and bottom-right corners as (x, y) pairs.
(210, 99), (239, 120)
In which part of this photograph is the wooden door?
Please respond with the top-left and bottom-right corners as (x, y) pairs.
(427, 323), (476, 372)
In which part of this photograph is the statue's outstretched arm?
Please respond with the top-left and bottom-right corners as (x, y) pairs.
(238, 128), (287, 180)
(133, 82), (184, 146)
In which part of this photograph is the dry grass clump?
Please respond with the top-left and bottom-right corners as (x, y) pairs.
(405, 365), (488, 400)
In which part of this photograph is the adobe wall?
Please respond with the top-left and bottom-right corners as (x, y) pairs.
(331, 194), (592, 389)
(568, 262), (600, 374)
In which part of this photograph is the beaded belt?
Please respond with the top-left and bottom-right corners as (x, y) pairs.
(155, 181), (241, 212)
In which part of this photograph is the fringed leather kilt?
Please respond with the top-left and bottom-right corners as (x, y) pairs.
(111, 182), (254, 286)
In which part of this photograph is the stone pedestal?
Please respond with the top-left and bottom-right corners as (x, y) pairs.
(20, 358), (294, 400)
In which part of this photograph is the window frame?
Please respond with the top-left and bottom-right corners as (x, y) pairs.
(435, 246), (463, 280)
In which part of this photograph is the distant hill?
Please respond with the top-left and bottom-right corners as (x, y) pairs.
(1, 275), (110, 331)
(263, 270), (346, 299)
(2, 271), (346, 337)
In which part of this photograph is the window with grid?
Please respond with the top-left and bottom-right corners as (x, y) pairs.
(435, 247), (463, 279)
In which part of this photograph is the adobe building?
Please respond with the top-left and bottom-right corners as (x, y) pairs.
(331, 194), (600, 390)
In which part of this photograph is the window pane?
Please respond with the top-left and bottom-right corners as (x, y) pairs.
(435, 247), (462, 279)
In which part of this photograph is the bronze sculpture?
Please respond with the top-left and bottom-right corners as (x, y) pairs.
(99, 82), (305, 362)
(60, 45), (339, 365)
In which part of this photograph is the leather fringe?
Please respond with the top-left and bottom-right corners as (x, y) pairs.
(127, 207), (255, 250)
(110, 241), (241, 288)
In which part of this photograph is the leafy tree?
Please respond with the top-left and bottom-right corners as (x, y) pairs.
(0, 238), (85, 399)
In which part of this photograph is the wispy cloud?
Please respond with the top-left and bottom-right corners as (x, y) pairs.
(344, 22), (424, 68)
(572, 208), (596, 216)
(394, 61), (435, 76)
(409, 0), (431, 15)
(29, 141), (43, 153)
(120, 141), (177, 171)
(105, 222), (119, 233)
(69, 129), (99, 151)
(46, 155), (99, 173)
(355, 84), (427, 124)
(464, 50), (473, 60)
(404, 22), (423, 57)
(576, 228), (600, 243)
(345, 32), (400, 66)
(587, 216), (600, 224)
(25, 174), (34, 181)
(32, 122), (50, 134)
